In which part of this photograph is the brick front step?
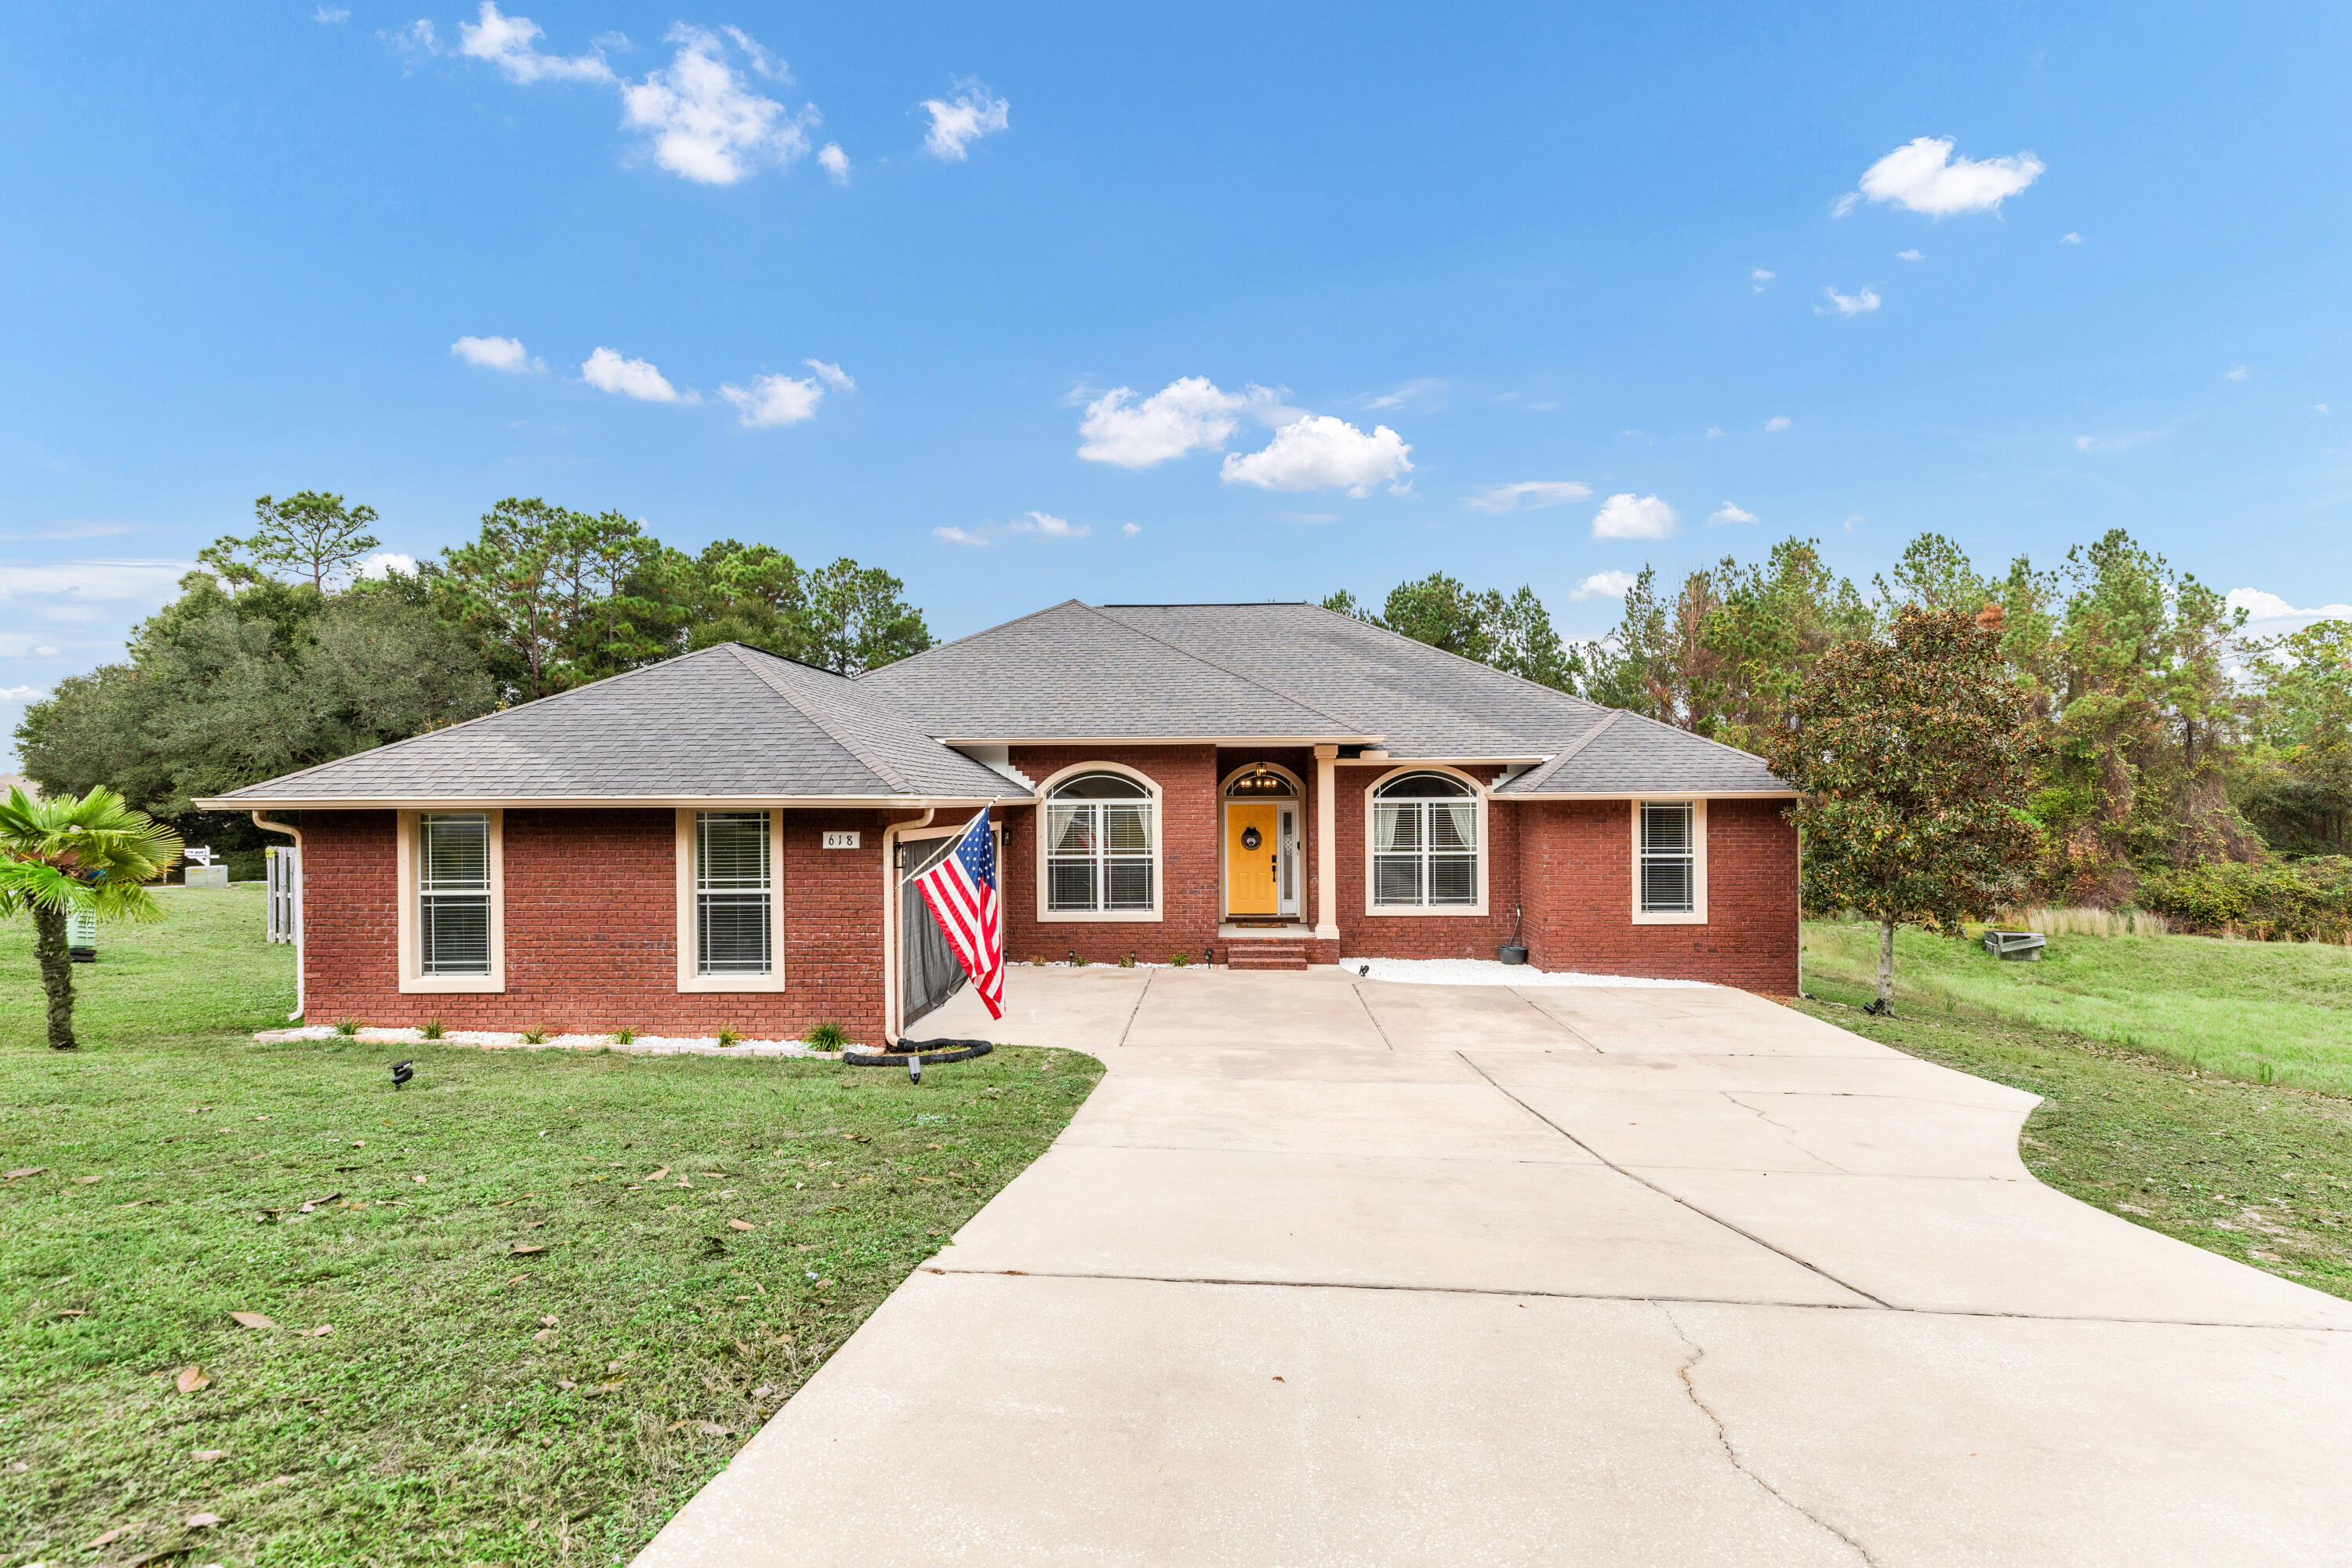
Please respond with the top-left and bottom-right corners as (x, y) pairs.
(1225, 941), (1309, 971)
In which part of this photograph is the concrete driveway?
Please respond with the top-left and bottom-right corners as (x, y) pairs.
(637, 967), (2352, 1566)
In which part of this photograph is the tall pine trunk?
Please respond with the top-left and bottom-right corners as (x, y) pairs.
(1875, 920), (1896, 1011)
(32, 903), (77, 1051)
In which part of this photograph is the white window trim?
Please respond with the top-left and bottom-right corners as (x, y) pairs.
(1632, 797), (1709, 924)
(676, 808), (789, 993)
(396, 808), (505, 993)
(1363, 764), (1490, 917)
(1035, 760), (1163, 924)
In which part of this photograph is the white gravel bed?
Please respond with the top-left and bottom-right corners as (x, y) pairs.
(252, 1025), (837, 1058)
(1340, 956), (1711, 989)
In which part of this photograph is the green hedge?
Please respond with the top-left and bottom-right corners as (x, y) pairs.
(2140, 857), (2352, 942)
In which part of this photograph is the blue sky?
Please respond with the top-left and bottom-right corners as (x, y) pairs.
(6, 3), (2350, 760)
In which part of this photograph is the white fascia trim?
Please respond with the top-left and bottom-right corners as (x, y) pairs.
(1497, 789), (1795, 801)
(945, 735), (1385, 748)
(195, 794), (1031, 811)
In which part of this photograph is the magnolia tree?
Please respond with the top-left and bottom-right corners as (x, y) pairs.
(1, 786), (183, 1050)
(1765, 607), (2046, 1012)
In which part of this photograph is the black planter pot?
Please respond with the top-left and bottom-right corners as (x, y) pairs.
(1498, 944), (1529, 965)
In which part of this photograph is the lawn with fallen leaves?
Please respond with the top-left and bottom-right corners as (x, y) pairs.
(2, 887), (1102, 1564)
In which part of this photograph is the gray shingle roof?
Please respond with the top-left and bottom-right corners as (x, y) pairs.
(858, 599), (1788, 794)
(197, 644), (1014, 807)
(853, 600), (1373, 741)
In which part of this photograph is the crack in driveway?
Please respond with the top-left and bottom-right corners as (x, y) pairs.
(1659, 1301), (1883, 1567)
(1720, 1091), (1851, 1174)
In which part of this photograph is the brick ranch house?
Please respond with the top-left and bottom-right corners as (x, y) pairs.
(200, 600), (1798, 1046)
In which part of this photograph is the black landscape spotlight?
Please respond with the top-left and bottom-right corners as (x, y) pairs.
(391, 1060), (415, 1091)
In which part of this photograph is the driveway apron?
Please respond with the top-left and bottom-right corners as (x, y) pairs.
(636, 968), (2352, 1567)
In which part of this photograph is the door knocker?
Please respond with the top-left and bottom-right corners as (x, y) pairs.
(1240, 826), (1262, 851)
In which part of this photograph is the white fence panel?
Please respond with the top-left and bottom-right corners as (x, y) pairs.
(266, 844), (303, 945)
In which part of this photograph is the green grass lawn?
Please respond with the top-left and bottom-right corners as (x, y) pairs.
(2, 887), (1102, 1566)
(1798, 952), (2352, 1304)
(1802, 917), (2352, 1094)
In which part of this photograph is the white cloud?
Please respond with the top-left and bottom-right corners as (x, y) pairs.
(2228, 588), (2352, 640)
(316, 6), (350, 21)
(1838, 136), (2044, 217)
(801, 359), (855, 393)
(2318, 404), (2332, 416)
(1221, 415), (1412, 496)
(582, 347), (691, 403)
(1570, 570), (1638, 602)
(1276, 511), (1340, 524)
(1122, 522), (1142, 537)
(621, 24), (815, 185)
(1014, 510), (1089, 539)
(354, 551), (418, 579)
(1751, 269), (1773, 292)
(1465, 481), (1592, 514)
(0, 560), (194, 608)
(1818, 285), (1882, 317)
(2224, 365), (2249, 382)
(1366, 377), (1444, 411)
(1843, 513), (1862, 533)
(933, 526), (989, 547)
(1076, 377), (1272, 468)
(0, 684), (42, 701)
(1705, 425), (1725, 438)
(1896, 249), (1924, 261)
(2073, 430), (2161, 453)
(1591, 494), (1679, 541)
(450, 334), (539, 372)
(719, 372), (822, 426)
(458, 2), (614, 85)
(2060, 231), (2084, 245)
(1765, 416), (1792, 432)
(1708, 502), (1758, 526)
(818, 143), (850, 183)
(920, 78), (1009, 161)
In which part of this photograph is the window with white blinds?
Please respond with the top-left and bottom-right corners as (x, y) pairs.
(695, 811), (774, 976)
(1044, 771), (1156, 914)
(1372, 771), (1479, 908)
(417, 812), (492, 975)
(1639, 801), (1697, 915)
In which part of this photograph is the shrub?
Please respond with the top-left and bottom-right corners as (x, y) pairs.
(332, 1018), (361, 1036)
(611, 1026), (636, 1045)
(520, 1025), (549, 1044)
(804, 1022), (848, 1050)
(1119, 953), (1136, 967)
(714, 1026), (742, 1049)
(419, 1017), (445, 1040)
(1171, 951), (1191, 967)
(2140, 857), (2352, 942)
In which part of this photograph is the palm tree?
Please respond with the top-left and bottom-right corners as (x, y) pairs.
(1, 786), (183, 1050)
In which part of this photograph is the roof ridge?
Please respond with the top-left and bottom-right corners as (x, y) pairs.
(851, 597), (1085, 682)
(1085, 603), (1377, 735)
(724, 644), (916, 794)
(1298, 601), (1609, 720)
(1512, 710), (1624, 790)
(207, 643), (741, 797)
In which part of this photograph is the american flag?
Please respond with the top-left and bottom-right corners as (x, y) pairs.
(913, 808), (1004, 1018)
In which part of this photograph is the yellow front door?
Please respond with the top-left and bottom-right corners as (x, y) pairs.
(1226, 804), (1280, 915)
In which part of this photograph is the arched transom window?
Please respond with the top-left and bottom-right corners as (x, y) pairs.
(1372, 771), (1478, 907)
(1047, 771), (1156, 913)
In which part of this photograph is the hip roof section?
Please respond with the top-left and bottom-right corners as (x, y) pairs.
(198, 643), (1015, 808)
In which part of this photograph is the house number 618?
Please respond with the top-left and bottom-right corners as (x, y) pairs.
(822, 831), (861, 849)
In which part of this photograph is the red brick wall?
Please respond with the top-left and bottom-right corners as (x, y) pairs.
(1515, 797), (1798, 992)
(299, 807), (905, 1044)
(1332, 761), (1526, 960)
(1000, 746), (1221, 964)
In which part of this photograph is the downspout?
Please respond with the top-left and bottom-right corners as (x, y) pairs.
(252, 811), (305, 1021)
(880, 808), (935, 1044)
